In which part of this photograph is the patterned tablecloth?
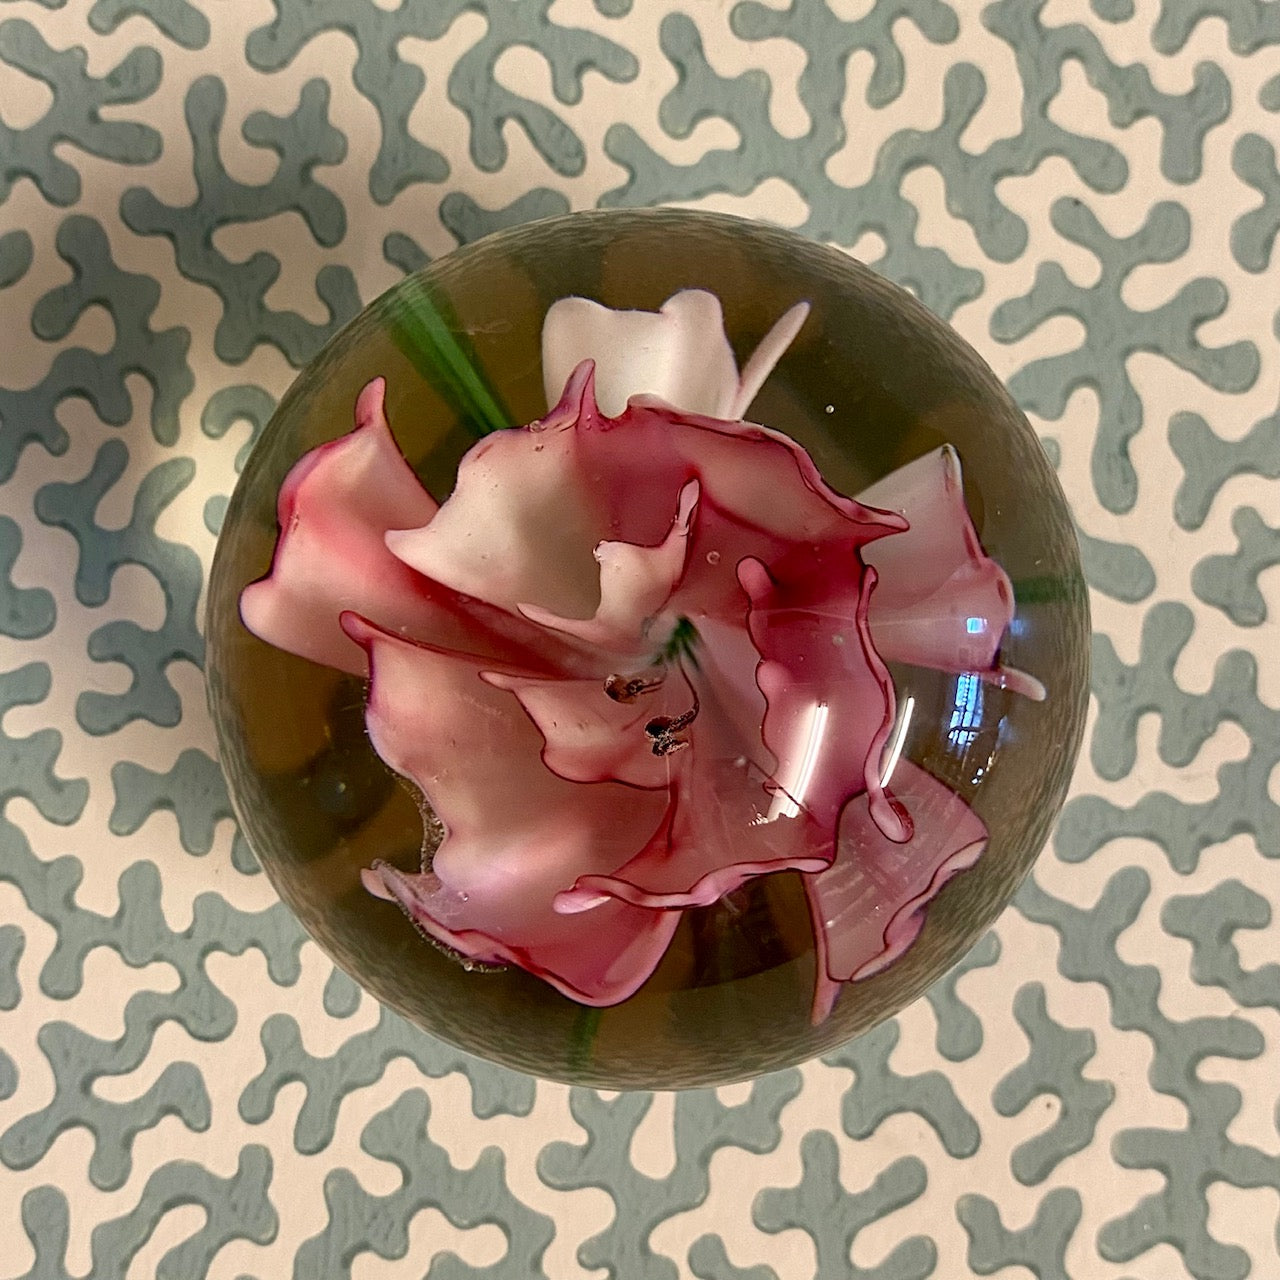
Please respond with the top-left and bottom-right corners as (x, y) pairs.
(1, 1), (1278, 1276)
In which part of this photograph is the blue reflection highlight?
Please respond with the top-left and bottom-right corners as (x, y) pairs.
(948, 672), (984, 747)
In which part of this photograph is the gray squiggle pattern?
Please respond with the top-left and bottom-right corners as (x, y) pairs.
(0, 2), (1276, 1275)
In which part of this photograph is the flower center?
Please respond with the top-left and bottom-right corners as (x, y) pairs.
(604, 615), (704, 756)
(656, 614), (702, 670)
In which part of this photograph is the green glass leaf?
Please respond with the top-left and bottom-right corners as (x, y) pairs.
(384, 275), (513, 436)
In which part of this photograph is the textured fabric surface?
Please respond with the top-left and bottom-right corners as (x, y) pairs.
(1, 1), (1278, 1276)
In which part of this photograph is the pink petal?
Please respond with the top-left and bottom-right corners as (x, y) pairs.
(381, 366), (904, 643)
(738, 549), (906, 843)
(553, 660), (827, 913)
(982, 665), (1048, 700)
(519, 480), (699, 657)
(513, 384), (913, 912)
(365, 861), (679, 1006)
(240, 378), (583, 678)
(240, 378), (439, 674)
(806, 760), (988, 1023)
(343, 613), (675, 1005)
(385, 364), (609, 621)
(857, 446), (983, 597)
(858, 446), (1043, 696)
(589, 388), (907, 553)
(556, 788), (827, 913)
(504, 582), (828, 913)
(480, 668), (677, 790)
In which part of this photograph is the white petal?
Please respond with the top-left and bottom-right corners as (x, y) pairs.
(542, 290), (740, 418)
(728, 301), (810, 420)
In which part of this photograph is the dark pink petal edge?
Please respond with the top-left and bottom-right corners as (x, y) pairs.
(739, 557), (909, 847)
(555, 788), (830, 913)
(624, 388), (909, 543)
(808, 834), (986, 1024)
(805, 759), (990, 1024)
(366, 861), (681, 1006)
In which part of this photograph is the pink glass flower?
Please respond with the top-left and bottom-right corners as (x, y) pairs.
(241, 290), (1043, 1022)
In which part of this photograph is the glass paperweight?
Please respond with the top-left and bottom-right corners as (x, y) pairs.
(205, 209), (1089, 1089)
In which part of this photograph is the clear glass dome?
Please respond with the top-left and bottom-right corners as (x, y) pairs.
(206, 209), (1089, 1089)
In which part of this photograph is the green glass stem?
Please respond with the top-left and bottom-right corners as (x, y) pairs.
(568, 1006), (603, 1074)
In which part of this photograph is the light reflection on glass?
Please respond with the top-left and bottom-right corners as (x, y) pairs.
(948, 672), (984, 748)
(767, 702), (830, 821)
(879, 694), (915, 789)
